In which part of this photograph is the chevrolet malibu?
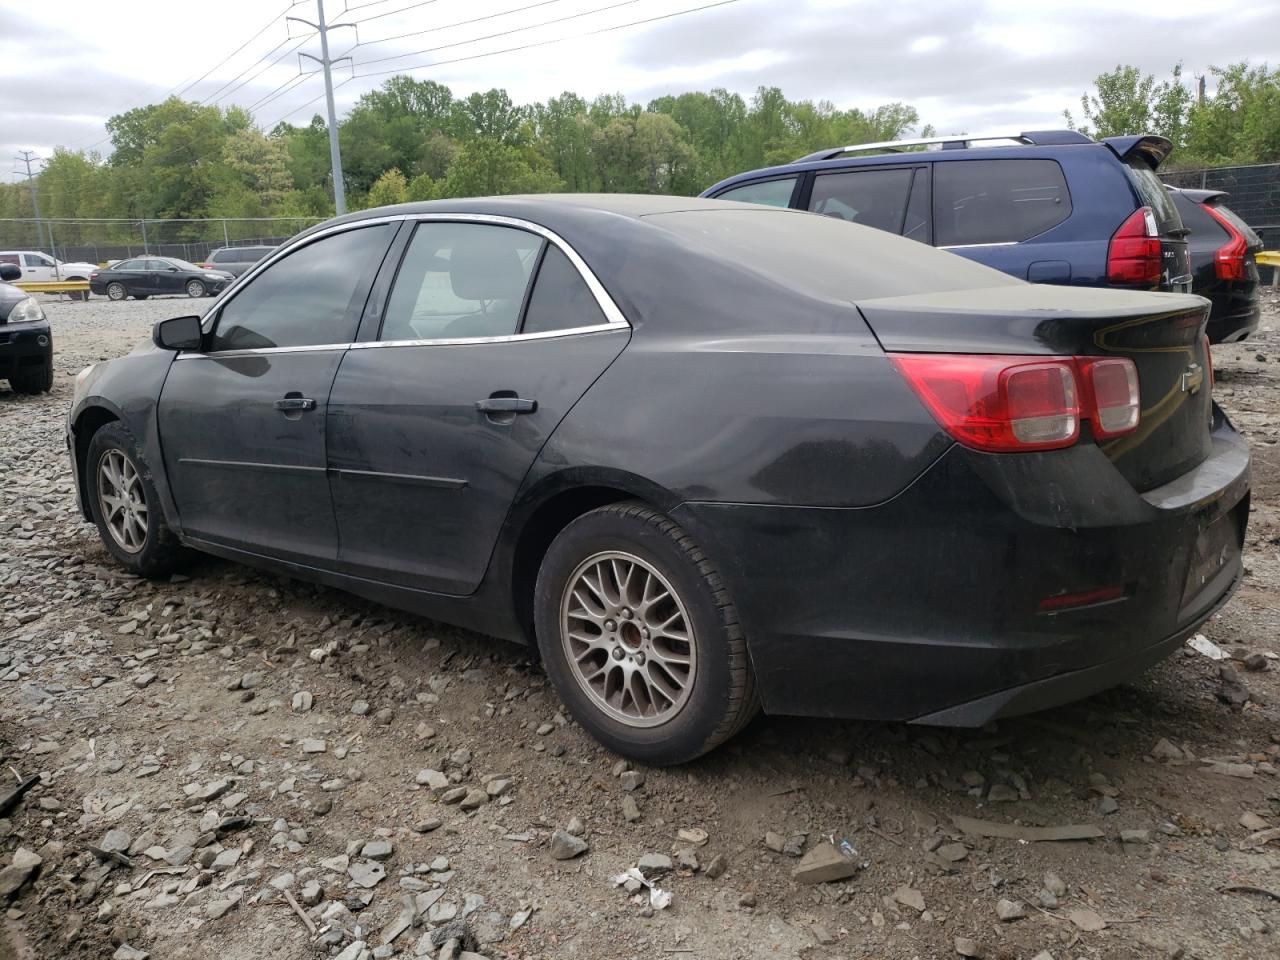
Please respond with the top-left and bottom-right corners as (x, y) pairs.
(67, 195), (1250, 764)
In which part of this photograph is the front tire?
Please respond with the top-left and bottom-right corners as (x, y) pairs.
(85, 422), (184, 577)
(11, 355), (53, 394)
(186, 279), (206, 298)
(106, 282), (127, 301)
(534, 501), (759, 765)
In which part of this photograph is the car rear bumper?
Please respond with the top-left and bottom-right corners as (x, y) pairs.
(0, 322), (52, 376)
(672, 411), (1250, 725)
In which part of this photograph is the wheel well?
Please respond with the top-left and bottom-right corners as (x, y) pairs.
(74, 406), (119, 518)
(510, 486), (638, 644)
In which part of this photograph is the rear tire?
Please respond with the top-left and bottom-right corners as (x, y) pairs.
(65, 277), (88, 301)
(85, 422), (184, 578)
(106, 282), (127, 301)
(11, 356), (52, 394)
(534, 500), (759, 765)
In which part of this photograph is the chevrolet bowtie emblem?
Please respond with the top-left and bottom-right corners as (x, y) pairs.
(1181, 362), (1204, 395)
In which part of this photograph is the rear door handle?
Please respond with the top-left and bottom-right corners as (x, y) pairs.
(274, 397), (316, 411)
(475, 397), (536, 414)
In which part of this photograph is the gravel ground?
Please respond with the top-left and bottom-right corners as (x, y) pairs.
(2, 291), (1280, 960)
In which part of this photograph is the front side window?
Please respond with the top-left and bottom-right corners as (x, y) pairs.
(380, 222), (541, 342)
(716, 177), (798, 208)
(933, 159), (1072, 246)
(210, 224), (393, 352)
(23, 253), (52, 267)
(808, 168), (914, 233)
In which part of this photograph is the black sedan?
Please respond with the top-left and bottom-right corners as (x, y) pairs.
(0, 262), (53, 393)
(89, 257), (234, 301)
(1168, 187), (1263, 343)
(66, 196), (1250, 763)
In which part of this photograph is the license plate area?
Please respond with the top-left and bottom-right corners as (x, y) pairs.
(1181, 510), (1241, 607)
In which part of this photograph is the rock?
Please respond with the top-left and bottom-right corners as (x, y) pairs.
(300, 879), (323, 906)
(113, 947), (149, 960)
(536, 722), (553, 735)
(1096, 796), (1119, 815)
(782, 833), (805, 857)
(362, 840), (393, 861)
(301, 739), (326, 754)
(459, 789), (487, 811)
(351, 700), (370, 716)
(792, 843), (857, 884)
(1151, 738), (1184, 761)
(193, 779), (232, 802)
(1243, 653), (1268, 672)
(99, 829), (132, 854)
(637, 853), (673, 878)
(374, 708), (394, 725)
(416, 769), (449, 793)
(1240, 812), (1269, 831)
(995, 898), (1025, 921)
(0, 848), (42, 899)
(987, 784), (1018, 803)
(333, 942), (365, 960)
(619, 770), (645, 792)
(937, 842), (968, 862)
(705, 853), (728, 879)
(764, 831), (785, 853)
(1217, 665), (1251, 706)
(621, 795), (641, 822)
(894, 886), (925, 913)
(550, 831), (589, 860)
(413, 817), (443, 834)
(738, 891), (757, 907)
(484, 778), (511, 798)
(291, 691), (313, 712)
(205, 897), (239, 920)
(1120, 829), (1151, 844)
(954, 937), (985, 958)
(211, 848), (241, 871)
(566, 816), (585, 837)
(348, 860), (387, 888)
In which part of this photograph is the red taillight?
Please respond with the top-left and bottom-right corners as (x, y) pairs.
(89, 272), (98, 280)
(1038, 583), (1127, 613)
(1201, 202), (1248, 281)
(1107, 206), (1162, 286)
(892, 354), (1141, 452)
(1080, 357), (1140, 438)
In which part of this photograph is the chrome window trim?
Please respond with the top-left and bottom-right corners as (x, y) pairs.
(197, 212), (631, 346)
(937, 241), (1020, 249)
(175, 343), (350, 360)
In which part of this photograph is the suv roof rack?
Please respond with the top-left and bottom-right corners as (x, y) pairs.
(793, 129), (1094, 163)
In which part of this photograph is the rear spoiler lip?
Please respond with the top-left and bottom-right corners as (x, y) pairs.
(1167, 185), (1230, 205)
(1103, 134), (1174, 169)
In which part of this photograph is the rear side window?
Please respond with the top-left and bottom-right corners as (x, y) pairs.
(521, 246), (607, 335)
(209, 250), (230, 263)
(1125, 160), (1182, 236)
(380, 222), (541, 342)
(933, 159), (1071, 246)
(211, 224), (393, 351)
(808, 168), (914, 233)
(716, 177), (798, 208)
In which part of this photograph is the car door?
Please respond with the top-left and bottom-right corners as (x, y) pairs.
(327, 218), (630, 595)
(156, 222), (398, 565)
(153, 259), (184, 294)
(22, 253), (55, 282)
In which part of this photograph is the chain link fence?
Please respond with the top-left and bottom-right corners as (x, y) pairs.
(0, 217), (326, 266)
(1162, 162), (1280, 243)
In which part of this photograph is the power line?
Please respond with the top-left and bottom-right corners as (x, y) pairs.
(332, 0), (441, 26)
(259, 77), (355, 130)
(201, 31), (317, 107)
(352, 0), (744, 79)
(350, 0), (574, 58)
(174, 3), (300, 98)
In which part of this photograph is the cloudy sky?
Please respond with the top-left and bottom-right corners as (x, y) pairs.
(1, 0), (1276, 180)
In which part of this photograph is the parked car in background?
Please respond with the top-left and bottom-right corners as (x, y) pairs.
(67, 196), (1247, 764)
(0, 249), (98, 301)
(1167, 187), (1263, 343)
(89, 257), (234, 301)
(0, 262), (53, 393)
(702, 130), (1193, 293)
(200, 245), (278, 277)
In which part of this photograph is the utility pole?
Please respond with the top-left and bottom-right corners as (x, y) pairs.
(15, 150), (46, 253)
(288, 1), (354, 215)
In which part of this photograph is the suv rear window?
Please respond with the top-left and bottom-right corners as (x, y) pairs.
(933, 159), (1072, 246)
(1125, 160), (1182, 236)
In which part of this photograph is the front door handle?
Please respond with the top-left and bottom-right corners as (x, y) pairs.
(475, 397), (536, 414)
(274, 397), (316, 412)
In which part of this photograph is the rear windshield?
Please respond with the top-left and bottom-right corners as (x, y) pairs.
(1125, 160), (1183, 236)
(1209, 202), (1262, 247)
(643, 207), (1020, 303)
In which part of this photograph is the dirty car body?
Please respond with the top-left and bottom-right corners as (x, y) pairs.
(66, 195), (1249, 760)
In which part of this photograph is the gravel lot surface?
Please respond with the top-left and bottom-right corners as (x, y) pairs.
(2, 291), (1279, 960)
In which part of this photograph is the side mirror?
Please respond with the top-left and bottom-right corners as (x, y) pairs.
(153, 315), (204, 351)
(0, 263), (20, 282)
(167, 266), (179, 272)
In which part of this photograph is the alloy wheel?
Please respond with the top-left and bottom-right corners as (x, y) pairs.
(107, 283), (126, 301)
(96, 449), (148, 553)
(186, 279), (205, 298)
(560, 551), (697, 727)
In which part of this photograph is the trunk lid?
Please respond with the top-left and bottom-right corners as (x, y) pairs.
(858, 285), (1214, 492)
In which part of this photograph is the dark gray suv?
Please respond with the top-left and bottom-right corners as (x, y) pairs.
(201, 245), (277, 277)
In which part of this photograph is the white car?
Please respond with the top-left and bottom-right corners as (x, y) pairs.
(0, 250), (99, 300)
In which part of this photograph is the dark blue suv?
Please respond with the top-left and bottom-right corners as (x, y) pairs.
(701, 130), (1193, 294)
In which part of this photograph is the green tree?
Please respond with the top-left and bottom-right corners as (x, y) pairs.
(1066, 64), (1192, 146)
(438, 138), (562, 198)
(365, 167), (409, 208)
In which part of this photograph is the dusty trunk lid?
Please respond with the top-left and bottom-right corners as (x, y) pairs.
(858, 285), (1214, 492)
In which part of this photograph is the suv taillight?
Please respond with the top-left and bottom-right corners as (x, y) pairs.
(1107, 206), (1162, 286)
(1201, 202), (1249, 281)
(891, 354), (1140, 453)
